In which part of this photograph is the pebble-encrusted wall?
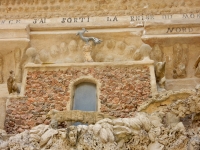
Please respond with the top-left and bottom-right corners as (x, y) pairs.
(5, 64), (152, 134)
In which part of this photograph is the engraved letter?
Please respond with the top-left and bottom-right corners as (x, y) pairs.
(33, 19), (37, 24)
(113, 16), (118, 21)
(150, 15), (154, 19)
(61, 18), (66, 23)
(67, 18), (72, 23)
(189, 28), (193, 32)
(1, 20), (6, 24)
(166, 27), (174, 33)
(79, 17), (85, 22)
(182, 27), (186, 32)
(190, 13), (195, 18)
(136, 16), (140, 21)
(183, 14), (189, 19)
(74, 18), (77, 22)
(162, 15), (172, 19)
(9, 20), (13, 24)
(176, 27), (181, 32)
(130, 16), (134, 21)
(16, 20), (20, 24)
(39, 18), (46, 24)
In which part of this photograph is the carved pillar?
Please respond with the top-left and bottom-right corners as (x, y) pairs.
(0, 55), (3, 84)
(14, 48), (22, 83)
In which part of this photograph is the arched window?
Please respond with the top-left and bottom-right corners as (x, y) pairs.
(73, 82), (97, 111)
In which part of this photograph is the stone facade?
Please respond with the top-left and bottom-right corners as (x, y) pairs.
(0, 0), (200, 19)
(5, 62), (153, 134)
(0, 0), (200, 149)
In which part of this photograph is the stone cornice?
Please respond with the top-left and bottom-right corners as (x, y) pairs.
(0, 0), (200, 19)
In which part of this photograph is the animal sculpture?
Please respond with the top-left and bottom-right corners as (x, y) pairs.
(76, 28), (102, 44)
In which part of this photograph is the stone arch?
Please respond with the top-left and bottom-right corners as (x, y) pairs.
(68, 76), (101, 111)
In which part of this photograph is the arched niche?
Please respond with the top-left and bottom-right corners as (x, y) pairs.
(68, 76), (101, 111)
(73, 82), (97, 111)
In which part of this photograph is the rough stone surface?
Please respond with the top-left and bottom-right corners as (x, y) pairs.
(2, 87), (200, 149)
(0, 0), (199, 19)
(5, 65), (151, 134)
(0, 1), (200, 149)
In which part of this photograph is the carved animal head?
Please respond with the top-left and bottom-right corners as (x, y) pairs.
(82, 28), (88, 32)
(76, 28), (88, 36)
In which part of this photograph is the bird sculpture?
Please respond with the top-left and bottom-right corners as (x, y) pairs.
(76, 28), (102, 45)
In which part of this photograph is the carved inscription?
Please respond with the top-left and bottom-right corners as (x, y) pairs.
(130, 15), (154, 21)
(0, 13), (200, 25)
(107, 16), (118, 22)
(166, 27), (193, 33)
(61, 17), (90, 23)
(33, 18), (46, 24)
(162, 15), (173, 19)
(1, 20), (21, 24)
(183, 13), (200, 19)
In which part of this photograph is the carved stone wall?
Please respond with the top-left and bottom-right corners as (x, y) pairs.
(0, 0), (200, 19)
(5, 62), (154, 134)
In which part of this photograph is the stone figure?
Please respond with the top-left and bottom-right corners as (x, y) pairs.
(67, 126), (78, 146)
(25, 47), (41, 64)
(125, 45), (137, 61)
(76, 28), (102, 62)
(140, 44), (152, 60)
(50, 45), (60, 61)
(95, 40), (115, 62)
(173, 43), (188, 78)
(7, 70), (20, 94)
(133, 44), (152, 61)
(39, 49), (50, 63)
(194, 55), (200, 78)
(155, 62), (166, 88)
(114, 41), (127, 61)
(82, 41), (94, 62)
(60, 42), (68, 54)
(64, 40), (83, 63)
(133, 49), (142, 60)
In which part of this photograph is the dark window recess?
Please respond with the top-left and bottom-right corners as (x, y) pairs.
(73, 82), (97, 111)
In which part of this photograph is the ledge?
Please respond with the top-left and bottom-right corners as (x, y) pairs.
(25, 60), (154, 69)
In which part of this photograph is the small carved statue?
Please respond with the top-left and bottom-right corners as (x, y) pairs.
(139, 44), (152, 61)
(76, 28), (102, 45)
(67, 126), (78, 146)
(173, 43), (187, 78)
(155, 62), (166, 89)
(133, 44), (152, 61)
(7, 70), (20, 94)
(25, 47), (42, 64)
(76, 28), (102, 62)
